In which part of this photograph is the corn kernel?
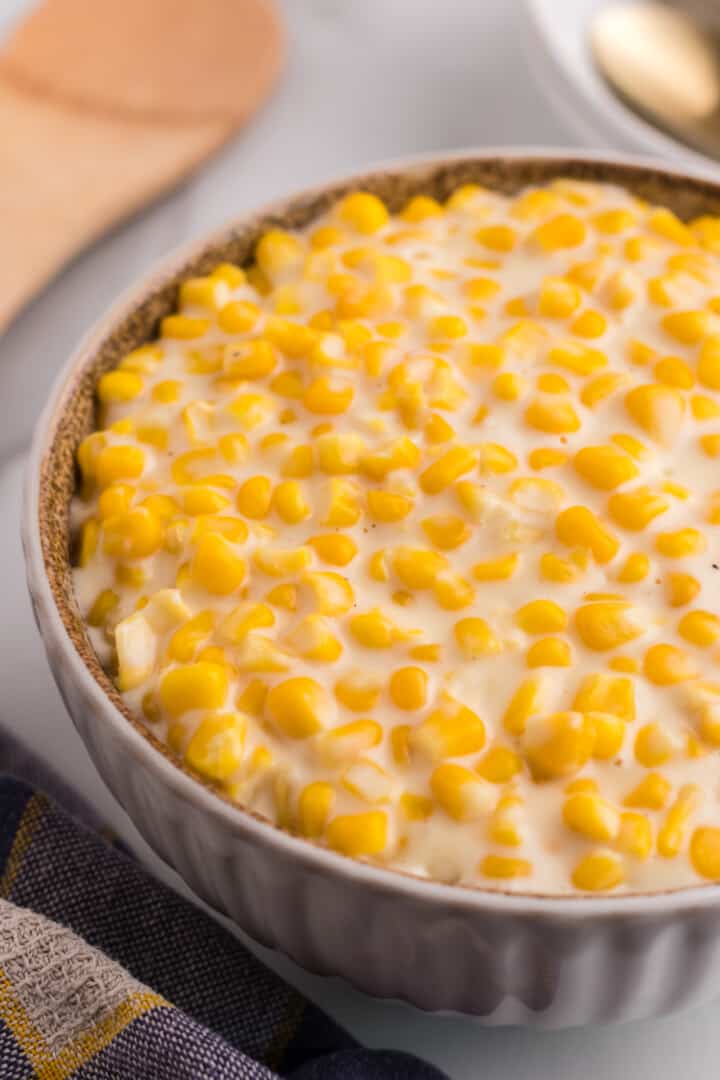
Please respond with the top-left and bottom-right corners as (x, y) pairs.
(266, 677), (328, 738)
(326, 811), (387, 856)
(690, 827), (720, 879)
(515, 599), (567, 635)
(555, 506), (619, 563)
(574, 600), (641, 652)
(572, 850), (624, 891)
(338, 192), (389, 234)
(159, 662), (228, 717)
(454, 617), (501, 658)
(678, 610), (720, 648)
(656, 528), (706, 558)
(298, 782), (335, 838)
(563, 792), (620, 842)
(476, 746), (522, 783)
(410, 703), (485, 760)
(624, 772), (671, 810)
(185, 712), (246, 782)
(573, 445), (638, 491)
(634, 722), (677, 767)
(533, 214), (586, 251)
(525, 397), (580, 435)
(431, 763), (493, 821)
(523, 711), (595, 780)
(643, 643), (696, 685)
(526, 636), (572, 667)
(481, 854), (531, 879)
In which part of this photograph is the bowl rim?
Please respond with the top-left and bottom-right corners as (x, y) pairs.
(24, 144), (720, 917)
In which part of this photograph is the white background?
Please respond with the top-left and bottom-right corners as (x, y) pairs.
(1, 1), (719, 1076)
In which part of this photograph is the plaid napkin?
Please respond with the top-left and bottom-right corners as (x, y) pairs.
(0, 731), (446, 1079)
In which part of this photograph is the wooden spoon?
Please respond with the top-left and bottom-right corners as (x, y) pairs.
(0, 0), (285, 333)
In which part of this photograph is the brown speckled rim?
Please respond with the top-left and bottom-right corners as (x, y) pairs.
(24, 149), (720, 913)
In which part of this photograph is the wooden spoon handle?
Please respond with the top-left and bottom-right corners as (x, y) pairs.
(0, 75), (230, 334)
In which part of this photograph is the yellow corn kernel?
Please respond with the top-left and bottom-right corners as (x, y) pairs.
(617, 552), (650, 583)
(338, 192), (389, 234)
(643, 643), (697, 686)
(182, 488), (231, 516)
(678, 610), (720, 648)
(298, 782), (335, 838)
(342, 759), (393, 804)
(249, 540), (306, 578)
(366, 489), (414, 523)
(218, 603), (274, 645)
(95, 445), (145, 490)
(300, 571), (354, 616)
(424, 413), (455, 444)
(572, 445), (638, 492)
(392, 546), (447, 589)
(590, 711), (626, 759)
(616, 811), (653, 860)
(523, 711), (596, 780)
(431, 763), (493, 821)
(281, 444), (314, 479)
(503, 676), (544, 736)
(573, 673), (635, 723)
(536, 373), (571, 394)
(491, 372), (523, 401)
(533, 213), (586, 251)
(166, 611), (214, 664)
(476, 746), (522, 784)
(322, 479), (361, 527)
(98, 370), (143, 404)
(185, 712), (246, 783)
(625, 772), (671, 810)
(284, 614), (342, 663)
(655, 355), (695, 389)
(563, 792), (620, 842)
(555, 506), (619, 563)
(475, 224), (517, 252)
(303, 377), (354, 416)
(420, 446), (477, 495)
(390, 724), (412, 766)
(255, 229), (304, 279)
(388, 666), (428, 711)
(421, 515), (471, 551)
(368, 550), (388, 583)
(159, 662), (228, 717)
(481, 854), (531, 879)
(478, 443), (518, 475)
(656, 528), (706, 558)
(538, 276), (582, 318)
(607, 487), (669, 533)
(317, 720), (383, 766)
(528, 449), (567, 475)
(649, 207), (695, 246)
(269, 480), (309, 525)
(432, 571), (476, 611)
(515, 599), (567, 635)
(472, 553), (519, 583)
(453, 617), (501, 658)
(266, 677), (328, 738)
(580, 373), (628, 409)
(662, 309), (710, 344)
(151, 380), (180, 406)
(410, 703), (485, 761)
(103, 508), (164, 560)
(349, 610), (407, 649)
(525, 397), (580, 435)
(539, 551), (585, 583)
(234, 476), (271, 520)
(634, 722), (678, 768)
(334, 670), (381, 713)
(360, 437), (420, 480)
(690, 826), (720, 879)
(571, 309), (607, 339)
(190, 532), (245, 596)
(658, 785), (699, 858)
(574, 600), (641, 652)
(572, 850), (624, 891)
(161, 315), (209, 339)
(307, 534), (356, 567)
(326, 811), (387, 856)
(526, 636), (571, 667)
(86, 588), (119, 627)
(624, 383), (685, 447)
(700, 433), (720, 458)
(400, 793), (434, 821)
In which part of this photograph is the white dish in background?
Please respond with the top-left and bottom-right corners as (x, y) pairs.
(523, 0), (720, 175)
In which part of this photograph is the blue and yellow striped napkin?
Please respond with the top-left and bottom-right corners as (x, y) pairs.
(0, 733), (445, 1079)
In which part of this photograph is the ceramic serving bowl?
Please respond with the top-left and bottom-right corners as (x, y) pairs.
(22, 150), (720, 1028)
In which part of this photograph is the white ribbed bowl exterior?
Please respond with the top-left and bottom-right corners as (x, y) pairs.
(22, 150), (720, 1028)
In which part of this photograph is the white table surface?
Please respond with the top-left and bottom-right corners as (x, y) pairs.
(2, 1), (719, 1076)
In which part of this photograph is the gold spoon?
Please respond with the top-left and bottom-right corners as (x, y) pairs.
(592, 1), (720, 160)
